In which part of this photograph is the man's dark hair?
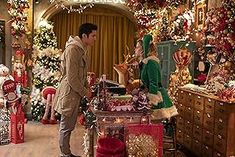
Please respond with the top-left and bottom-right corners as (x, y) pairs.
(78, 23), (97, 38)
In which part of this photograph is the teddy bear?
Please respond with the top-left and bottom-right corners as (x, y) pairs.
(40, 86), (57, 124)
(0, 64), (14, 109)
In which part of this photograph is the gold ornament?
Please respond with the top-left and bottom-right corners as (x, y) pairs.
(127, 134), (158, 157)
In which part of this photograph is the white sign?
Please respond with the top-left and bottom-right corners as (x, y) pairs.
(77, 0), (125, 4)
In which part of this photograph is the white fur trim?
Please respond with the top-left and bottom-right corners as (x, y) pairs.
(151, 105), (179, 120)
(142, 56), (160, 64)
(147, 92), (163, 105)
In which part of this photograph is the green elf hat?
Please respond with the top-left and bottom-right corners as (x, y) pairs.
(143, 34), (153, 58)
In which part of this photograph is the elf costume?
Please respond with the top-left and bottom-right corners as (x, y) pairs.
(140, 34), (178, 120)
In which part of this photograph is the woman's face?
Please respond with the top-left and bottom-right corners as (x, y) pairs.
(135, 41), (143, 56)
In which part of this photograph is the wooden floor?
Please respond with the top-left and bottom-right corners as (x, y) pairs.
(0, 122), (85, 157)
(0, 122), (187, 157)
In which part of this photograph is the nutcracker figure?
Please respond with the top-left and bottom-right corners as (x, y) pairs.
(12, 50), (28, 88)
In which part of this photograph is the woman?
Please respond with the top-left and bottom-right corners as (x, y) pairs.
(140, 34), (178, 120)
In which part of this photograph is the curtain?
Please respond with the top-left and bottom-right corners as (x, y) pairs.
(50, 6), (136, 81)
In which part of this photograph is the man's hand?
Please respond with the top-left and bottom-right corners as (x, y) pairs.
(86, 89), (92, 100)
(0, 102), (4, 109)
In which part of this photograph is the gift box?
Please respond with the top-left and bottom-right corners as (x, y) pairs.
(125, 124), (163, 157)
(10, 113), (24, 144)
(96, 136), (126, 157)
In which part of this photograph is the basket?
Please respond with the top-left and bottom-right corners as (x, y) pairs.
(96, 136), (126, 157)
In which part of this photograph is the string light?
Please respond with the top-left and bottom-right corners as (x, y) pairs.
(49, 0), (94, 13)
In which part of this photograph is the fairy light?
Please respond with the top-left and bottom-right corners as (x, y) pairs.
(49, 0), (94, 13)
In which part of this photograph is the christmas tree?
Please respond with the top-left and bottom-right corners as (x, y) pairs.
(31, 20), (62, 121)
(33, 20), (57, 50)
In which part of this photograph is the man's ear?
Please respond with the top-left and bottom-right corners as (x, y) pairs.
(82, 33), (87, 38)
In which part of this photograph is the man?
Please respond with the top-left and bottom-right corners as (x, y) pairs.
(53, 23), (97, 157)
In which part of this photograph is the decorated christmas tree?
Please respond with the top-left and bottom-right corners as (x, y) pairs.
(33, 20), (57, 50)
(31, 20), (62, 121)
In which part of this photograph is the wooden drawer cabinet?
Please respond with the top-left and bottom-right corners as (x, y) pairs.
(183, 134), (192, 149)
(185, 92), (194, 107)
(194, 110), (203, 125)
(184, 120), (193, 136)
(215, 102), (229, 117)
(202, 129), (214, 147)
(214, 121), (227, 139)
(193, 125), (202, 141)
(176, 116), (184, 131)
(177, 103), (185, 116)
(202, 145), (213, 157)
(203, 113), (214, 132)
(204, 98), (215, 114)
(178, 90), (185, 104)
(184, 106), (194, 121)
(192, 139), (201, 157)
(214, 151), (225, 157)
(176, 88), (235, 157)
(176, 129), (184, 144)
(214, 134), (226, 154)
(194, 95), (204, 111)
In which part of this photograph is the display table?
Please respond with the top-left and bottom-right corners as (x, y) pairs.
(87, 110), (151, 157)
(176, 88), (235, 157)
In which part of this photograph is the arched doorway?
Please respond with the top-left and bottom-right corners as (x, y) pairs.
(37, 3), (137, 81)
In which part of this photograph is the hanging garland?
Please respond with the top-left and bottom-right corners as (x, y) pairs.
(126, 0), (187, 38)
(7, 0), (31, 49)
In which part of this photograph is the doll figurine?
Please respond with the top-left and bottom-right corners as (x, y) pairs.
(40, 86), (57, 124)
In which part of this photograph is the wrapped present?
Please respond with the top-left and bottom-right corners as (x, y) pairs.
(106, 96), (134, 112)
(10, 113), (24, 144)
(125, 124), (163, 157)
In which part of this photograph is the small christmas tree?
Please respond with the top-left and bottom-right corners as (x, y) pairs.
(33, 20), (57, 50)
(31, 20), (62, 121)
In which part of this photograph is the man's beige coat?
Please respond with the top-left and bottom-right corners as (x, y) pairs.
(53, 36), (88, 117)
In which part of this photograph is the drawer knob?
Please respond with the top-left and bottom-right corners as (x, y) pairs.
(217, 153), (221, 157)
(219, 102), (224, 106)
(207, 114), (211, 118)
(197, 110), (200, 114)
(218, 135), (222, 139)
(208, 99), (211, 102)
(219, 118), (223, 123)
(197, 96), (201, 99)
(189, 93), (191, 96)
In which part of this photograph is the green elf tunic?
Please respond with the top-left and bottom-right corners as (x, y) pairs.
(141, 55), (178, 120)
(140, 34), (178, 119)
